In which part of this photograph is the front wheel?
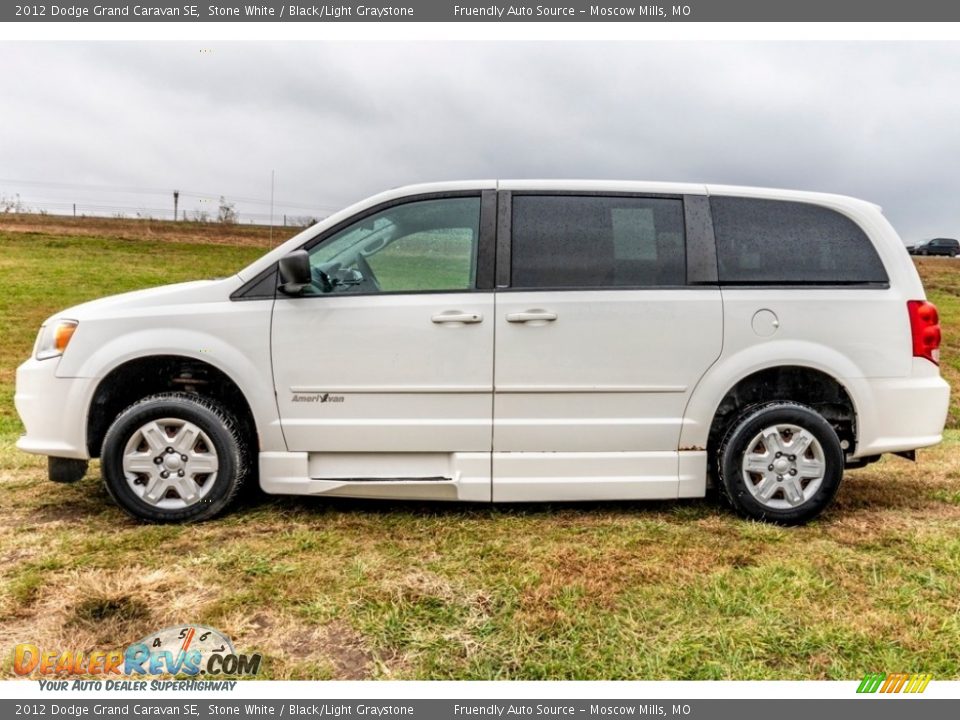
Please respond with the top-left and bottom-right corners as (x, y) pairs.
(101, 393), (249, 523)
(716, 401), (844, 525)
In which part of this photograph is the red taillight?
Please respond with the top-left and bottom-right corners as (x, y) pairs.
(907, 300), (941, 365)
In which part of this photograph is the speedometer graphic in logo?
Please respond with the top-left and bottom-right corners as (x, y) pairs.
(136, 625), (234, 662)
(125, 624), (261, 676)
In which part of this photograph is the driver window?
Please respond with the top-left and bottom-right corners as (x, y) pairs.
(306, 197), (481, 294)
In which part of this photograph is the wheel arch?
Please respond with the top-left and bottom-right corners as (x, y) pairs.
(86, 353), (262, 459)
(680, 341), (863, 455)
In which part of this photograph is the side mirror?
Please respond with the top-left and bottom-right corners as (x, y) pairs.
(278, 250), (311, 295)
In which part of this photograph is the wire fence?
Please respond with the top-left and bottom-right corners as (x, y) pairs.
(0, 203), (320, 227)
(0, 199), (324, 227)
(0, 180), (335, 228)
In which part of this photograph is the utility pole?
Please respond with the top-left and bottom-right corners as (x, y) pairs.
(173, 190), (179, 222)
(269, 170), (275, 244)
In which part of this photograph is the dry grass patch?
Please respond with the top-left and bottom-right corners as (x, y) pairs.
(1, 226), (960, 679)
(0, 214), (301, 249)
(0, 566), (219, 675)
(225, 611), (374, 680)
(2, 439), (960, 679)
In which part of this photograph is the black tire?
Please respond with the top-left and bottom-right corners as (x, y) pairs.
(101, 392), (249, 523)
(716, 401), (844, 525)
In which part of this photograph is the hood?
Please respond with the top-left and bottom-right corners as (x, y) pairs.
(48, 277), (244, 324)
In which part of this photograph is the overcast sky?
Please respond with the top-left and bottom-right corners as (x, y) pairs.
(2, 42), (959, 240)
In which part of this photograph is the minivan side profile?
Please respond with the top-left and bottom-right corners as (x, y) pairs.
(14, 181), (951, 525)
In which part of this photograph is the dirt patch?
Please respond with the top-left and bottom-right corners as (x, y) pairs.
(227, 611), (374, 680)
(318, 622), (373, 680)
(71, 596), (150, 625)
(28, 502), (101, 525)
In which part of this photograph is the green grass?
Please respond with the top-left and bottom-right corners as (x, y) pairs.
(0, 233), (265, 436)
(1, 226), (960, 680)
(918, 258), (960, 426)
(367, 231), (474, 291)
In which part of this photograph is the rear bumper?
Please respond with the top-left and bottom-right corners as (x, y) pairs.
(850, 364), (951, 457)
(14, 358), (93, 460)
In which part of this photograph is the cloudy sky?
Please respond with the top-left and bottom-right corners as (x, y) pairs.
(2, 41), (959, 240)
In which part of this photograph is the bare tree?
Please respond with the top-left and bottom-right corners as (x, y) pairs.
(217, 196), (237, 224)
(0, 193), (25, 214)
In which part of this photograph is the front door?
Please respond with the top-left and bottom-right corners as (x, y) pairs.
(492, 192), (723, 501)
(270, 193), (495, 500)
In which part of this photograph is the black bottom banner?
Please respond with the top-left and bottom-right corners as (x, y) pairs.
(5, 699), (958, 720)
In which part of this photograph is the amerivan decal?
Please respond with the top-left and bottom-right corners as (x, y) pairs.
(292, 392), (344, 403)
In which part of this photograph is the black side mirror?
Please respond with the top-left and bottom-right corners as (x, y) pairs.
(278, 250), (311, 295)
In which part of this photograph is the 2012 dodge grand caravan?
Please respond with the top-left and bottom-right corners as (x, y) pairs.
(14, 181), (951, 525)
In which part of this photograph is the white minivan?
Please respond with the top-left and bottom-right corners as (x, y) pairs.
(14, 181), (950, 524)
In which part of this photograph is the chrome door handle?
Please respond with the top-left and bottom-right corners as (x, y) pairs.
(431, 311), (483, 324)
(505, 310), (558, 323)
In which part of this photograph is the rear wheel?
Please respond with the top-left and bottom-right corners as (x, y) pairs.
(101, 392), (249, 522)
(716, 401), (844, 525)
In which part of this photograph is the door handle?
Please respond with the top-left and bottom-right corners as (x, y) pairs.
(431, 311), (483, 324)
(505, 310), (558, 323)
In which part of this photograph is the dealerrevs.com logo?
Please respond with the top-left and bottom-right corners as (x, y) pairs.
(13, 625), (262, 682)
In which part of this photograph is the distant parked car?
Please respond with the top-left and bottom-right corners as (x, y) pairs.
(909, 238), (959, 257)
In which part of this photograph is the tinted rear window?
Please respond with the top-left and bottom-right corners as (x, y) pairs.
(711, 197), (888, 285)
(511, 195), (686, 289)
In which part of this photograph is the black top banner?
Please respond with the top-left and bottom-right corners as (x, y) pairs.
(6, 0), (960, 22)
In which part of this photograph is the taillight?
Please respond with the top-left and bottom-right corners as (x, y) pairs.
(907, 300), (941, 365)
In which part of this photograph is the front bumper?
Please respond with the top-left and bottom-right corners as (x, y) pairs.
(14, 357), (94, 460)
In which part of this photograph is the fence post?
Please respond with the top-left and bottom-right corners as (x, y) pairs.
(73, 203), (76, 218)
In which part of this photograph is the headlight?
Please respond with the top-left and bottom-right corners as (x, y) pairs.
(35, 320), (79, 360)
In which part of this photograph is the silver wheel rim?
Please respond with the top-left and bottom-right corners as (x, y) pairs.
(741, 423), (826, 510)
(122, 418), (219, 509)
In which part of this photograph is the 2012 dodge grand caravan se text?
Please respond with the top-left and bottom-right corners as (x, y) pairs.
(14, 181), (951, 525)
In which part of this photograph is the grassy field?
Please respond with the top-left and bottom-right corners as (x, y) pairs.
(1, 216), (959, 680)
